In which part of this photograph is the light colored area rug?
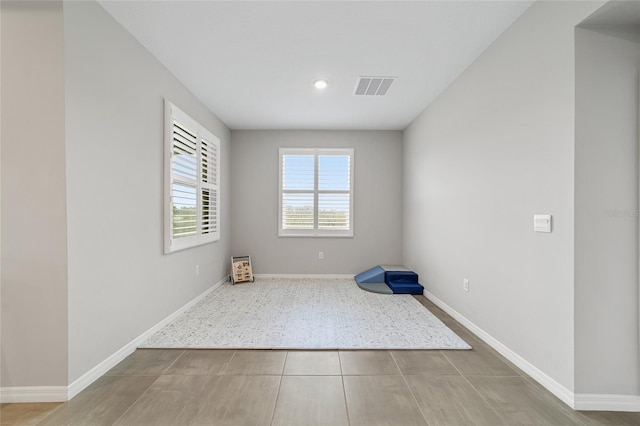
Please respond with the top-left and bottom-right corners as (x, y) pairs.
(140, 277), (471, 350)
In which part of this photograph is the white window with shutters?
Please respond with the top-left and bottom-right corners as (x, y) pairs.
(278, 148), (354, 237)
(164, 100), (220, 253)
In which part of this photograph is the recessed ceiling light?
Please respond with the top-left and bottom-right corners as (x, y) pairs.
(314, 79), (328, 90)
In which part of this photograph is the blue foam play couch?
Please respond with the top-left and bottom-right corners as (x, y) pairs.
(355, 265), (424, 295)
(385, 271), (424, 295)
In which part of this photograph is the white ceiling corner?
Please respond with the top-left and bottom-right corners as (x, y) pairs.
(97, 0), (534, 130)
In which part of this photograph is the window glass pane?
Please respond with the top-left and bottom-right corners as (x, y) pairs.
(319, 155), (350, 191)
(318, 193), (350, 230)
(172, 183), (197, 238)
(283, 155), (314, 191)
(282, 193), (314, 229)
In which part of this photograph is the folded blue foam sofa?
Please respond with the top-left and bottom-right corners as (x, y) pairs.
(355, 265), (424, 295)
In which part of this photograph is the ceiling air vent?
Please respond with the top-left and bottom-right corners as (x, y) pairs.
(354, 76), (395, 96)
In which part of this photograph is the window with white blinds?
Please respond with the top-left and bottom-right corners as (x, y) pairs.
(164, 101), (220, 253)
(279, 148), (354, 237)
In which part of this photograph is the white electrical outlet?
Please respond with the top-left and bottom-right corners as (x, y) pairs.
(463, 279), (469, 292)
(195, 265), (200, 276)
(319, 251), (324, 259)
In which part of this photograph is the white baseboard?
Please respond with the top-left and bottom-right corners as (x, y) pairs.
(67, 274), (350, 401)
(0, 386), (68, 403)
(0, 278), (226, 403)
(67, 277), (226, 400)
(66, 337), (137, 401)
(254, 273), (355, 279)
(574, 394), (640, 412)
(424, 290), (639, 413)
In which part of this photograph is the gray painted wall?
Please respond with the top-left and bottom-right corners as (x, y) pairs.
(64, 1), (231, 383)
(1, 0), (69, 388)
(575, 27), (640, 395)
(403, 0), (603, 392)
(231, 130), (402, 274)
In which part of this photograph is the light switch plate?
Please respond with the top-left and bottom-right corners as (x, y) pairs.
(534, 214), (552, 233)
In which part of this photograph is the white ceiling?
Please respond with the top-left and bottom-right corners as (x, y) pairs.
(579, 0), (640, 31)
(98, 0), (534, 130)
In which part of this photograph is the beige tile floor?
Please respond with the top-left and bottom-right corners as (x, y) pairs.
(2, 297), (639, 425)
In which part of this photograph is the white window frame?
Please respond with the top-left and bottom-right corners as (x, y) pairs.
(164, 100), (220, 253)
(278, 148), (354, 237)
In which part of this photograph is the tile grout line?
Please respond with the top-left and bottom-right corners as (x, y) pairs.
(107, 375), (164, 425)
(32, 401), (66, 425)
(184, 350), (235, 425)
(268, 351), (288, 426)
(163, 349), (187, 374)
(190, 375), (222, 426)
(514, 373), (591, 426)
(220, 349), (236, 375)
(338, 351), (352, 426)
(219, 350), (237, 375)
(390, 350), (431, 426)
(440, 350), (508, 424)
(174, 350), (231, 425)
(107, 349), (187, 425)
(437, 318), (582, 424)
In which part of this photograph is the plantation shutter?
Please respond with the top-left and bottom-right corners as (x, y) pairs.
(200, 135), (219, 237)
(170, 118), (198, 240)
(318, 154), (351, 231)
(279, 148), (353, 237)
(281, 154), (315, 230)
(165, 101), (221, 253)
